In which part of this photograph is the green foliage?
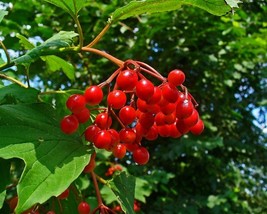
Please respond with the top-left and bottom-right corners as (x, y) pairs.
(108, 172), (136, 214)
(13, 31), (78, 65)
(0, 10), (8, 23)
(111, 0), (234, 23)
(0, 100), (91, 213)
(0, 0), (266, 213)
(44, 0), (87, 16)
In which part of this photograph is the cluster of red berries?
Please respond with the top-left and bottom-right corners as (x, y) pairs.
(60, 60), (204, 165)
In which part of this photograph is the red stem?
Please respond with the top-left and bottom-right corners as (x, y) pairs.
(81, 47), (124, 67)
(90, 171), (103, 206)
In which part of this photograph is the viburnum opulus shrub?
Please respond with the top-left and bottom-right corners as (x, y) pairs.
(0, 0), (238, 213)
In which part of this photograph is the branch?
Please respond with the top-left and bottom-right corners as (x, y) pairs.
(0, 74), (27, 88)
(82, 47), (124, 67)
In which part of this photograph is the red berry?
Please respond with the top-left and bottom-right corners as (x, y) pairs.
(84, 125), (101, 142)
(176, 99), (194, 119)
(119, 128), (136, 144)
(60, 115), (79, 134)
(116, 69), (138, 90)
(157, 125), (171, 137)
(136, 98), (149, 113)
(155, 112), (166, 126)
(119, 106), (136, 125)
(93, 130), (112, 149)
(107, 90), (127, 109)
(182, 109), (199, 128)
(95, 112), (112, 129)
(160, 102), (176, 115)
(78, 201), (90, 214)
(190, 119), (204, 135)
(168, 69), (185, 86)
(125, 142), (139, 152)
(161, 83), (179, 103)
(66, 94), (86, 113)
(176, 119), (190, 134)
(145, 125), (158, 141)
(57, 188), (69, 200)
(147, 86), (162, 104)
(135, 79), (154, 101)
(9, 196), (18, 211)
(83, 157), (96, 173)
(46, 211), (56, 214)
(133, 147), (150, 165)
(169, 123), (182, 138)
(139, 112), (154, 129)
(84, 85), (103, 106)
(113, 143), (127, 159)
(106, 129), (120, 151)
(74, 108), (90, 123)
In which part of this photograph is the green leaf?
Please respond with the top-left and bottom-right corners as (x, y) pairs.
(42, 55), (75, 81)
(13, 31), (78, 65)
(0, 10), (8, 23)
(135, 178), (152, 203)
(44, 0), (86, 16)
(108, 172), (135, 214)
(0, 159), (10, 209)
(111, 0), (232, 23)
(224, 0), (241, 8)
(0, 84), (39, 104)
(16, 34), (35, 50)
(0, 103), (91, 213)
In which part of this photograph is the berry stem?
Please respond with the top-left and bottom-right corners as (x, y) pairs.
(84, 23), (111, 48)
(136, 61), (166, 81)
(90, 171), (103, 206)
(81, 47), (124, 67)
(98, 67), (123, 88)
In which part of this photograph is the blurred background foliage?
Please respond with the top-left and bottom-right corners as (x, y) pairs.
(0, 0), (266, 213)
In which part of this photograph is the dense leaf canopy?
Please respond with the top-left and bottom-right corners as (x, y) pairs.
(0, 0), (266, 213)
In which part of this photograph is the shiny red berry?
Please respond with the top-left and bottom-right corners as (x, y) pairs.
(116, 69), (138, 90)
(74, 108), (90, 123)
(93, 130), (112, 149)
(84, 125), (101, 142)
(133, 147), (150, 165)
(84, 85), (103, 106)
(190, 119), (204, 135)
(60, 115), (79, 134)
(135, 79), (154, 101)
(167, 69), (185, 86)
(66, 94), (86, 113)
(107, 90), (127, 109)
(119, 106), (136, 125)
(95, 112), (112, 129)
(78, 201), (90, 214)
(113, 143), (127, 159)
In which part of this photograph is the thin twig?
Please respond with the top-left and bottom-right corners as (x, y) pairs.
(0, 40), (11, 64)
(85, 23), (111, 48)
(0, 74), (27, 88)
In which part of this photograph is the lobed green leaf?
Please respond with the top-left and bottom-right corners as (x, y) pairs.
(13, 31), (78, 65)
(44, 0), (86, 16)
(42, 55), (75, 81)
(111, 0), (233, 23)
(108, 172), (136, 214)
(0, 102), (90, 213)
(0, 10), (8, 23)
